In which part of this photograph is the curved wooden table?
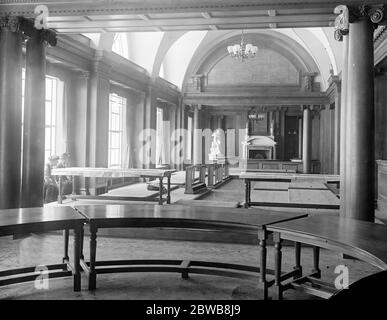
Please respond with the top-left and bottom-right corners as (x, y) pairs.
(267, 215), (387, 299)
(75, 204), (308, 299)
(0, 207), (85, 292)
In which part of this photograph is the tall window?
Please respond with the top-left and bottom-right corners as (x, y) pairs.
(21, 71), (61, 162)
(108, 93), (126, 168)
(45, 75), (58, 162)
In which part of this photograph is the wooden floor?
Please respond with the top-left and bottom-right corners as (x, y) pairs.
(0, 233), (380, 300)
(48, 174), (340, 213)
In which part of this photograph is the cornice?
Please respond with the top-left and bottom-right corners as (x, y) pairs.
(0, 1), (355, 16)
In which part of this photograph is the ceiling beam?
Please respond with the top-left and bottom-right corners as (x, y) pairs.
(48, 14), (336, 30)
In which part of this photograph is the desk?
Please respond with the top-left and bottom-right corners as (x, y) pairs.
(75, 204), (307, 299)
(0, 207), (85, 291)
(51, 167), (177, 205)
(239, 172), (340, 208)
(267, 215), (387, 299)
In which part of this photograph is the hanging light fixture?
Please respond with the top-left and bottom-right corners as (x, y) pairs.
(227, 30), (258, 62)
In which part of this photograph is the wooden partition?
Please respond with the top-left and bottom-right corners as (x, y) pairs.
(185, 162), (230, 194)
(185, 164), (207, 194)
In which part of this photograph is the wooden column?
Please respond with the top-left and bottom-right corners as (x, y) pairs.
(21, 30), (47, 207)
(302, 106), (312, 173)
(193, 105), (202, 165)
(345, 16), (375, 221)
(0, 17), (23, 209)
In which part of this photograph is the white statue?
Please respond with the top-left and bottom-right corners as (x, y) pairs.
(209, 129), (222, 160)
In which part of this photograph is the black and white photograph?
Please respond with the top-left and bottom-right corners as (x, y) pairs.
(0, 0), (386, 310)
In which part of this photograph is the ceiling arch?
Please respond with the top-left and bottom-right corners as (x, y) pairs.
(182, 29), (321, 92)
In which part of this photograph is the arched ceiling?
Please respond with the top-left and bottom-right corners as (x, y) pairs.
(83, 26), (343, 91)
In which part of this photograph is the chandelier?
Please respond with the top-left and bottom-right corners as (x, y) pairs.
(227, 30), (258, 62)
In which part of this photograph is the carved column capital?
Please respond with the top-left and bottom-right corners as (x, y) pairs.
(334, 4), (385, 41)
(17, 17), (57, 46)
(350, 4), (384, 25)
(0, 16), (21, 32)
(76, 70), (90, 80)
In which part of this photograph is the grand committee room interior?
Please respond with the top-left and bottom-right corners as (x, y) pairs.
(1, 0), (387, 301)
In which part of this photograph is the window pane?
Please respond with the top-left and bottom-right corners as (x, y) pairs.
(45, 128), (51, 152)
(45, 104), (52, 125)
(46, 79), (52, 100)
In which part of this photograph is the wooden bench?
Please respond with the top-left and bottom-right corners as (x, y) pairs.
(74, 204), (308, 299)
(267, 215), (387, 299)
(0, 207), (85, 291)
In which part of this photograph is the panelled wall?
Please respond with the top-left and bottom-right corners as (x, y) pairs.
(182, 35), (339, 174)
(193, 106), (333, 173)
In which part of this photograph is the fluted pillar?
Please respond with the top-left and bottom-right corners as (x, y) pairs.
(0, 17), (23, 209)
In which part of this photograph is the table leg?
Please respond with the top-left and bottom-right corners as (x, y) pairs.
(73, 225), (81, 292)
(248, 180), (251, 206)
(80, 225), (84, 260)
(89, 225), (98, 290)
(159, 177), (163, 205)
(244, 180), (250, 208)
(273, 232), (283, 300)
(71, 175), (75, 195)
(62, 229), (70, 267)
(294, 242), (302, 279)
(312, 246), (321, 278)
(58, 176), (63, 204)
(167, 175), (171, 204)
(258, 229), (268, 300)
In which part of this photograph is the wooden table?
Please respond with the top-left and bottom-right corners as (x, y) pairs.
(267, 215), (387, 299)
(239, 172), (340, 209)
(51, 167), (177, 205)
(75, 204), (308, 299)
(0, 207), (85, 291)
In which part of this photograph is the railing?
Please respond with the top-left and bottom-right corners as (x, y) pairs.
(185, 164), (207, 194)
(185, 162), (230, 193)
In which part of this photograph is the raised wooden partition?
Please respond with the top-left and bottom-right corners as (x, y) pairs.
(207, 162), (230, 188)
(184, 164), (207, 194)
(185, 162), (230, 193)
